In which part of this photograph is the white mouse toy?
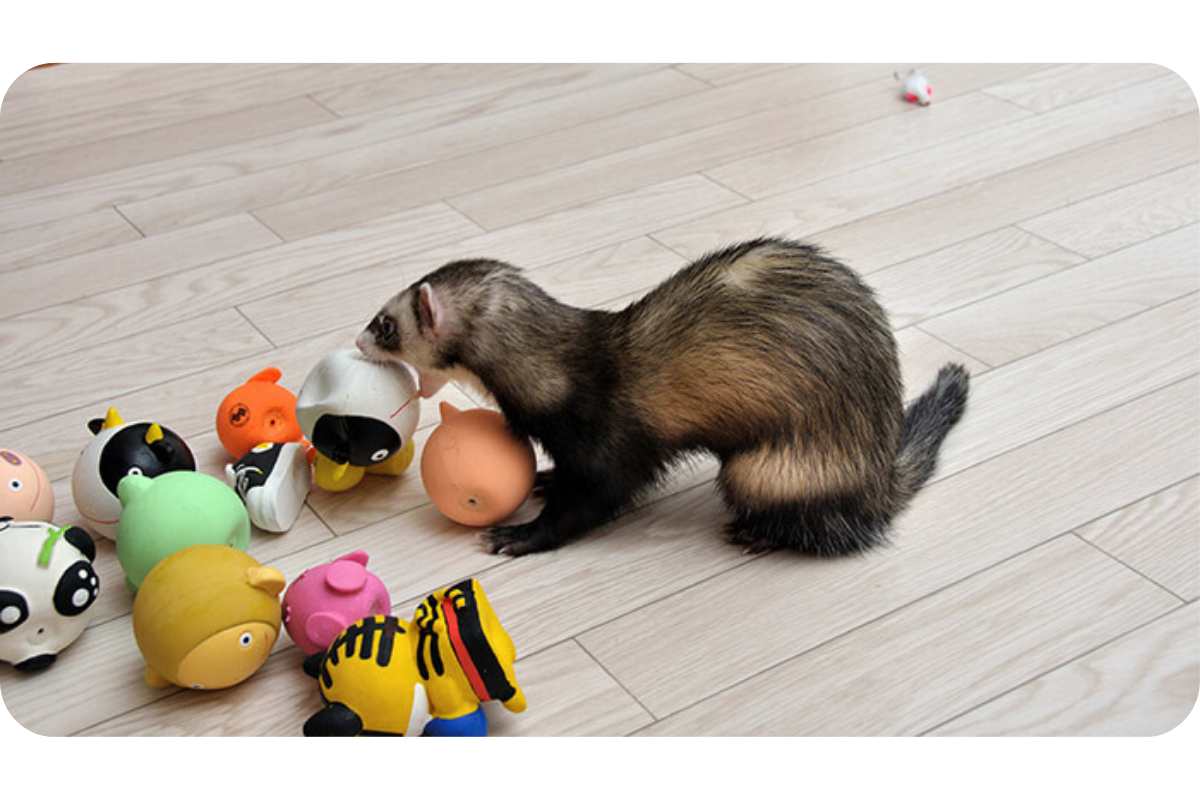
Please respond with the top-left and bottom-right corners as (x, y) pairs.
(895, 69), (932, 106)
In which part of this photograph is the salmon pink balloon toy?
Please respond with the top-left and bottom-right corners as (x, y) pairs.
(420, 403), (536, 527)
(1, 449), (54, 522)
(282, 551), (391, 655)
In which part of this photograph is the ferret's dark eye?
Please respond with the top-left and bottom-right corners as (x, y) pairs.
(376, 315), (398, 346)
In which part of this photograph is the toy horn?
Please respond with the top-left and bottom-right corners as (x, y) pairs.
(144, 423), (164, 445)
(88, 407), (126, 435)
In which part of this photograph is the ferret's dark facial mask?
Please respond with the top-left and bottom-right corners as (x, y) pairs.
(355, 300), (405, 363)
(368, 312), (400, 351)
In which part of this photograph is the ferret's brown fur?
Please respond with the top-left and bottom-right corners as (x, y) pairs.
(357, 238), (969, 557)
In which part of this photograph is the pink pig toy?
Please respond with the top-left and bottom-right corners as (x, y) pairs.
(282, 551), (391, 654)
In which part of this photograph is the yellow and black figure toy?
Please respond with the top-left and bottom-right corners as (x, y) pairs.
(302, 578), (525, 736)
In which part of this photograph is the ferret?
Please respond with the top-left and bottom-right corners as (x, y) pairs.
(356, 237), (969, 557)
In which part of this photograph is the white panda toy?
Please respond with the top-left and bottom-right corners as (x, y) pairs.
(0, 518), (100, 671)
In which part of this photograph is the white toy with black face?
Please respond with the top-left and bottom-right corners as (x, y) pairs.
(0, 519), (100, 671)
(70, 407), (196, 540)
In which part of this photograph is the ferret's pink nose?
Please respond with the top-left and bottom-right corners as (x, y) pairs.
(355, 331), (372, 354)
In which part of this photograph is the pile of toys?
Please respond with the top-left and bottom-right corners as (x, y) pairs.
(2, 347), (537, 736)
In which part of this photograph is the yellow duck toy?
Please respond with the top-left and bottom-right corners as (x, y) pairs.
(302, 578), (525, 736)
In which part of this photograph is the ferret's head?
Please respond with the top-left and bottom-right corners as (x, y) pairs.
(356, 259), (520, 399)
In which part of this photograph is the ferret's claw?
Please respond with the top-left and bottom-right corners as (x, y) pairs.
(482, 520), (562, 556)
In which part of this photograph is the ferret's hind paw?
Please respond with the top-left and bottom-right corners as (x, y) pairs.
(723, 520), (783, 556)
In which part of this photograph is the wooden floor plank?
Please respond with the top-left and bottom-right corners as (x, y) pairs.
(982, 63), (1174, 113)
(921, 225), (1200, 367)
(635, 536), (1180, 735)
(929, 602), (1198, 736)
(114, 67), (700, 236)
(0, 206), (141, 272)
(1075, 478), (1200, 601)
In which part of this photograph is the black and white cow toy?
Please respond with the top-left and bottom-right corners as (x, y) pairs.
(0, 518), (100, 671)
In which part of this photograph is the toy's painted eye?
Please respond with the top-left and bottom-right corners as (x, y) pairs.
(7, 479), (21, 491)
(126, 467), (143, 477)
(54, 560), (99, 617)
(0, 591), (29, 634)
(239, 632), (253, 647)
(370, 449), (390, 462)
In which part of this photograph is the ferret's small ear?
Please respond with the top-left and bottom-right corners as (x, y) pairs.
(418, 282), (452, 341)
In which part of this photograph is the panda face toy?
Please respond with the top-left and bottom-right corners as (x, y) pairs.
(0, 519), (100, 671)
(71, 408), (196, 540)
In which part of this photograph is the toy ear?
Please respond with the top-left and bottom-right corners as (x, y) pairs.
(418, 282), (451, 341)
(250, 367), (283, 384)
(304, 702), (364, 737)
(248, 566), (286, 597)
(62, 526), (96, 562)
(438, 402), (462, 421)
(335, 550), (370, 567)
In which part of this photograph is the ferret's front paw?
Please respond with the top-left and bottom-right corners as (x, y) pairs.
(481, 522), (554, 557)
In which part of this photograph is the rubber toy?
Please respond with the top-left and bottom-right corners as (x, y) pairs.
(296, 349), (420, 492)
(302, 578), (525, 737)
(115, 471), (250, 593)
(225, 441), (312, 533)
(70, 407), (196, 540)
(282, 550), (391, 655)
(895, 68), (932, 105)
(216, 367), (305, 460)
(1, 449), (54, 522)
(420, 403), (536, 527)
(133, 544), (284, 690)
(0, 519), (99, 671)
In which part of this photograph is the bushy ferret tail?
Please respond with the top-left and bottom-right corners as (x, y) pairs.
(893, 363), (970, 505)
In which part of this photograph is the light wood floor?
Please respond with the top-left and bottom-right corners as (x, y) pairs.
(0, 63), (1196, 738)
